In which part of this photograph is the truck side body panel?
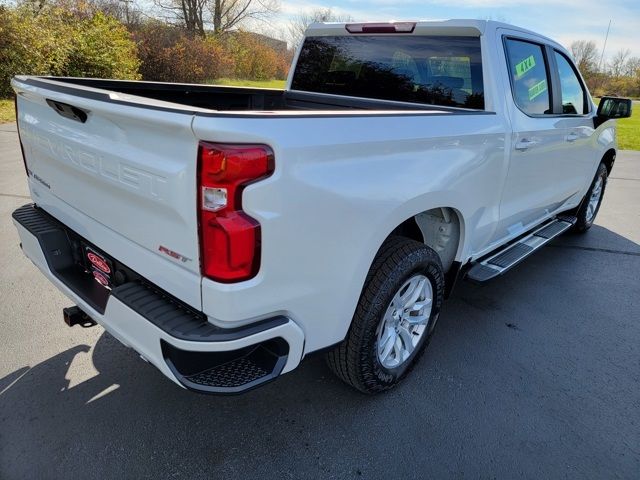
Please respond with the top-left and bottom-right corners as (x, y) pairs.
(193, 112), (508, 350)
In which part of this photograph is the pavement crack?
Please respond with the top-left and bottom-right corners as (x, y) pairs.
(0, 193), (30, 199)
(550, 244), (640, 257)
(609, 177), (640, 182)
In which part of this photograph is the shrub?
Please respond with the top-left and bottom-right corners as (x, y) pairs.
(66, 12), (141, 79)
(133, 21), (184, 82)
(135, 23), (235, 83)
(170, 36), (235, 83)
(224, 31), (284, 80)
(0, 4), (293, 97)
(134, 23), (235, 83)
(0, 5), (140, 98)
(0, 6), (74, 97)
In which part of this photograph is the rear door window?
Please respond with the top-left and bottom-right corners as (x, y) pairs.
(505, 39), (551, 115)
(291, 35), (485, 109)
(554, 51), (588, 114)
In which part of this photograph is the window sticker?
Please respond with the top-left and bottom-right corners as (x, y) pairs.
(528, 79), (547, 100)
(515, 55), (536, 77)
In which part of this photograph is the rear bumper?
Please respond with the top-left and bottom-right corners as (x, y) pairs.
(12, 204), (305, 394)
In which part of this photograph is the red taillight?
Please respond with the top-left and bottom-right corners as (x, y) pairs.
(197, 142), (274, 283)
(345, 22), (416, 34)
(14, 95), (29, 175)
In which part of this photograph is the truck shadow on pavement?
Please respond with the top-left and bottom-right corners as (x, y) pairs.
(0, 334), (374, 479)
(1, 225), (639, 479)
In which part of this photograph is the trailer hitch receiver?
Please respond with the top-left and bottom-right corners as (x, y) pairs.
(63, 306), (97, 328)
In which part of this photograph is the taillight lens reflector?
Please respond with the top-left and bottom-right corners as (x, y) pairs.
(198, 142), (274, 283)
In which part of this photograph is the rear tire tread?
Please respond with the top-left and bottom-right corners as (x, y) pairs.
(326, 236), (444, 393)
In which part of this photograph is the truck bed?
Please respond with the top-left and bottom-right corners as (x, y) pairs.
(11, 71), (501, 321)
(20, 76), (483, 113)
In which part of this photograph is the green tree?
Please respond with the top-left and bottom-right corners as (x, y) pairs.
(0, 6), (74, 97)
(67, 12), (141, 79)
(0, 6), (140, 98)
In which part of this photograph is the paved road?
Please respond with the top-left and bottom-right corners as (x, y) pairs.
(1, 122), (639, 479)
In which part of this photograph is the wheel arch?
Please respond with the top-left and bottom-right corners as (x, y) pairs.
(601, 148), (616, 175)
(387, 207), (465, 273)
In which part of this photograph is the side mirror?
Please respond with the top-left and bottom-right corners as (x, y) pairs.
(595, 96), (632, 127)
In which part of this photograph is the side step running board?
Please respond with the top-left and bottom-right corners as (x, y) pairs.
(466, 216), (576, 283)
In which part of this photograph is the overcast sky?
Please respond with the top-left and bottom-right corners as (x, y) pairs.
(273, 0), (640, 60)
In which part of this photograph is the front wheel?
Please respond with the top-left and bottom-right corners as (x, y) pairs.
(573, 162), (608, 233)
(326, 236), (444, 394)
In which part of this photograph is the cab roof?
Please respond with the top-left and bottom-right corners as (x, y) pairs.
(305, 19), (563, 51)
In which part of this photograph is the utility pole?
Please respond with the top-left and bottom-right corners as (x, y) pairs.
(598, 19), (612, 72)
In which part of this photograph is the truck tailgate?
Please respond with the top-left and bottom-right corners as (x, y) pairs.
(13, 77), (202, 307)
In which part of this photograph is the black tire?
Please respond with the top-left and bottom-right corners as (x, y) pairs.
(326, 236), (445, 394)
(573, 162), (608, 233)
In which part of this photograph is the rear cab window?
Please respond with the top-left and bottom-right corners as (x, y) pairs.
(291, 35), (485, 109)
(504, 38), (551, 115)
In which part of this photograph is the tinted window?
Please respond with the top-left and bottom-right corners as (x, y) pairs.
(291, 36), (484, 109)
(505, 39), (551, 115)
(554, 51), (587, 114)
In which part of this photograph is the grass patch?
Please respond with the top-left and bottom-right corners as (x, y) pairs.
(617, 103), (640, 151)
(211, 78), (286, 89)
(0, 98), (15, 124)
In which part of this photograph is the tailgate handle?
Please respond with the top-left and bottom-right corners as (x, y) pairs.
(46, 99), (88, 123)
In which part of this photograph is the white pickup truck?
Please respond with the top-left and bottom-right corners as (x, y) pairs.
(11, 20), (632, 394)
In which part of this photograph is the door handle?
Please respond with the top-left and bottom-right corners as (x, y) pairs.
(514, 139), (537, 151)
(566, 132), (579, 142)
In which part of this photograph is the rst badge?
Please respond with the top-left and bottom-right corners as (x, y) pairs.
(158, 245), (191, 263)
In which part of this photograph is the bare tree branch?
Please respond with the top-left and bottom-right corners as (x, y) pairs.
(287, 8), (353, 48)
(609, 49), (630, 78)
(570, 40), (599, 75)
(154, 0), (278, 36)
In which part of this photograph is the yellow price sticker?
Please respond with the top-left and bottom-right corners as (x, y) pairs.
(528, 79), (547, 100)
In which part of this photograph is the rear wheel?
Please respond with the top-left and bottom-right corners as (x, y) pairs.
(326, 236), (444, 393)
(573, 162), (608, 233)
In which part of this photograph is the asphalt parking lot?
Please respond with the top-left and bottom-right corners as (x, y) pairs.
(1, 121), (639, 479)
